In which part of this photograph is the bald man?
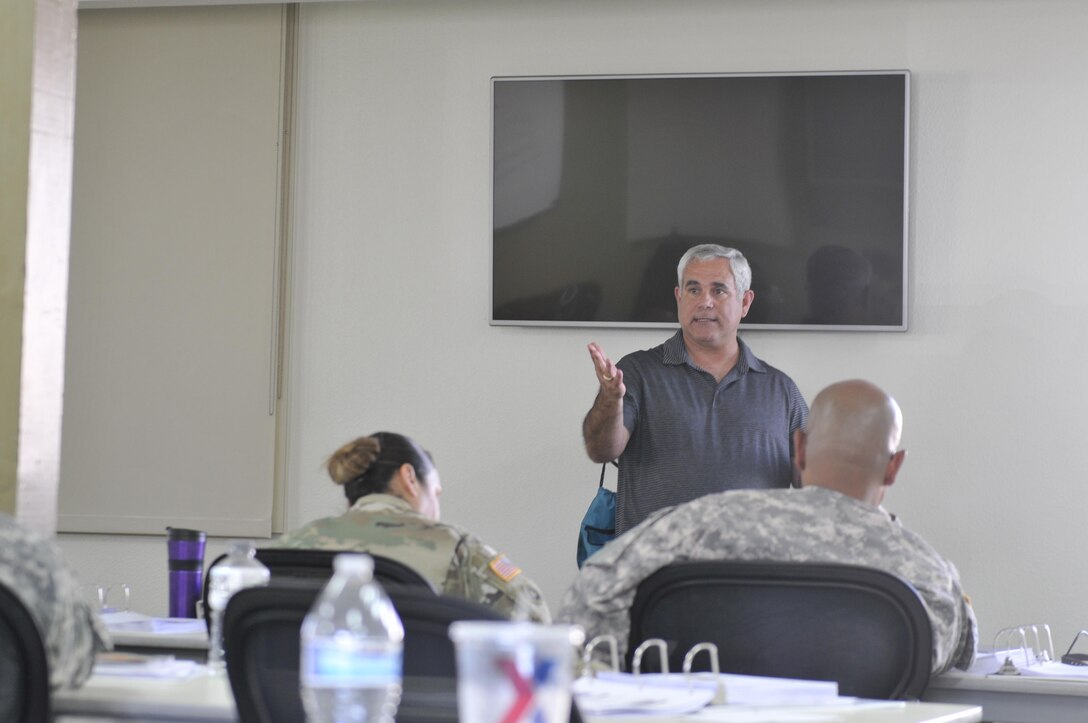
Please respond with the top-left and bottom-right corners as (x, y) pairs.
(559, 380), (977, 675)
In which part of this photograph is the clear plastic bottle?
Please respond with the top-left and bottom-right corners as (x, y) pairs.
(300, 553), (404, 723)
(206, 540), (271, 670)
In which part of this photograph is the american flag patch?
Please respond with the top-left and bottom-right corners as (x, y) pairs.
(488, 554), (522, 582)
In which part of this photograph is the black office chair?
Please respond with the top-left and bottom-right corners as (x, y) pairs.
(254, 548), (437, 592)
(222, 578), (505, 723)
(627, 561), (933, 700)
(0, 581), (51, 722)
(203, 548), (436, 633)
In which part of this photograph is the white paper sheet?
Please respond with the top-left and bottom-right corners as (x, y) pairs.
(93, 652), (203, 679)
(101, 611), (207, 635)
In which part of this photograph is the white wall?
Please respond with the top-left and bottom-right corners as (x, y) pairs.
(61, 0), (1088, 656)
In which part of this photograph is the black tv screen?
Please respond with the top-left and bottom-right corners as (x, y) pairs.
(491, 71), (910, 330)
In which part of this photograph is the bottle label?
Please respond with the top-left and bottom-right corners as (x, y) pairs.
(301, 638), (402, 688)
(207, 566), (270, 611)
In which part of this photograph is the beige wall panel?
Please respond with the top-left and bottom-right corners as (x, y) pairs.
(60, 4), (284, 536)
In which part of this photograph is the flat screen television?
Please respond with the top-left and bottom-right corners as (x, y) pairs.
(491, 71), (910, 331)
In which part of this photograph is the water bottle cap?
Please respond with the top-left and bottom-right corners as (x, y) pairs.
(227, 540), (258, 557)
(333, 553), (374, 577)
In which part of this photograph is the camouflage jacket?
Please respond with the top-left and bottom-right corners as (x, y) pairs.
(276, 494), (550, 622)
(0, 513), (110, 690)
(558, 486), (977, 674)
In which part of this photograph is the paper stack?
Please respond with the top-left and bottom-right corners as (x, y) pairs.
(93, 652), (202, 679)
(573, 671), (841, 715)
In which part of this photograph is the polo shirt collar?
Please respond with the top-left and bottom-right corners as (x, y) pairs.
(662, 329), (766, 375)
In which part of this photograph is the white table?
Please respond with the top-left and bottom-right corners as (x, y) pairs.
(54, 668), (236, 721)
(924, 669), (1088, 723)
(53, 666), (981, 723)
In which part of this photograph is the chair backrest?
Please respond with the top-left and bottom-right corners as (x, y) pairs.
(203, 547), (436, 632)
(223, 578), (505, 723)
(0, 581), (51, 722)
(627, 561), (933, 700)
(254, 548), (437, 592)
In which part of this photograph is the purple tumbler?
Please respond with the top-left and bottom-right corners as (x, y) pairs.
(166, 527), (206, 618)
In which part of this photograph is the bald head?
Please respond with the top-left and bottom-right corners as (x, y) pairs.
(796, 380), (905, 504)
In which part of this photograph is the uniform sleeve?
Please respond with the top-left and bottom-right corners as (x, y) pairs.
(950, 592), (979, 671)
(933, 560), (978, 673)
(48, 563), (111, 689)
(448, 535), (551, 623)
(1, 529), (111, 690)
(902, 547), (978, 674)
(558, 506), (681, 664)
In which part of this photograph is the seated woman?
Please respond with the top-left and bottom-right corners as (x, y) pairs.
(276, 431), (550, 622)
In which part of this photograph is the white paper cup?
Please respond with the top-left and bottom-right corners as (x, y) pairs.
(449, 621), (585, 723)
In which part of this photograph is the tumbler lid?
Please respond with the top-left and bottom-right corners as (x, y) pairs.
(166, 526), (206, 542)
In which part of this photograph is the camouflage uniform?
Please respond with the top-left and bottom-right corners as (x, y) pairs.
(559, 486), (977, 674)
(276, 494), (550, 622)
(0, 513), (110, 692)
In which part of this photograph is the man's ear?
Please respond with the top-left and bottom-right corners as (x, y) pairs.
(883, 449), (907, 488)
(793, 429), (807, 476)
(740, 289), (755, 317)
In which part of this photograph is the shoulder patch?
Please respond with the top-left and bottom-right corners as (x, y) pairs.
(488, 554), (522, 582)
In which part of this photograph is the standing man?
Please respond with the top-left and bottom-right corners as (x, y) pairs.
(583, 244), (808, 535)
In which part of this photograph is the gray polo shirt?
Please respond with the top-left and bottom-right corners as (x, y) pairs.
(615, 330), (808, 534)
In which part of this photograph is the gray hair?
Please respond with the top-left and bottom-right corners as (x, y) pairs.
(676, 244), (752, 294)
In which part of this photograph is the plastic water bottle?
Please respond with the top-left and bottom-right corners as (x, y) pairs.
(300, 553), (405, 723)
(206, 540), (271, 670)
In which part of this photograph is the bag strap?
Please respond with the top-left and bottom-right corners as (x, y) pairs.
(599, 460), (618, 488)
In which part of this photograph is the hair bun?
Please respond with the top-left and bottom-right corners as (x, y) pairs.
(327, 436), (381, 485)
